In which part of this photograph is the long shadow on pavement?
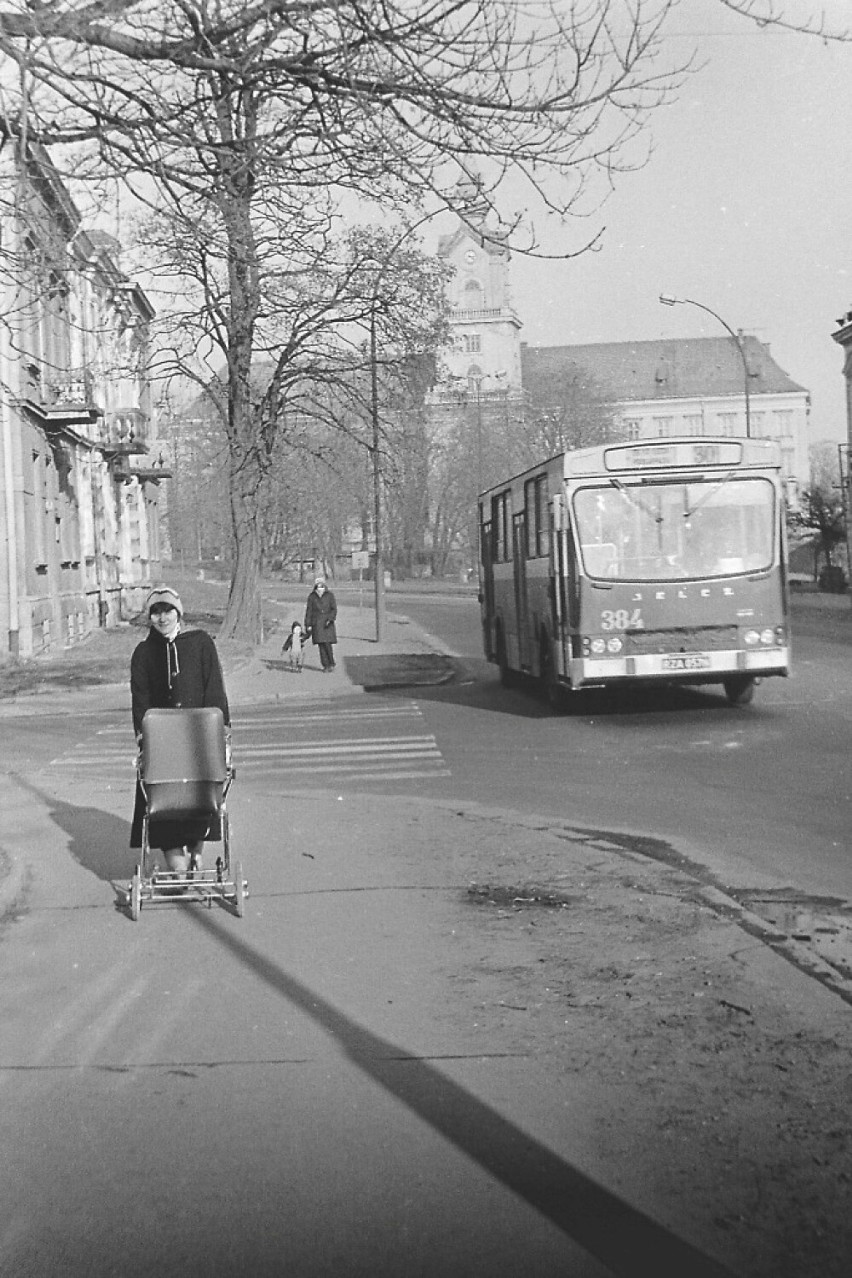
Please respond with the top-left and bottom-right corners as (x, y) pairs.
(184, 905), (734, 1278)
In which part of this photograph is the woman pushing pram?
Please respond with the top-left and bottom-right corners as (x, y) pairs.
(129, 584), (230, 878)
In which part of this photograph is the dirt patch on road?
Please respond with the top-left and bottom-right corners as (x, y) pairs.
(432, 804), (852, 1278)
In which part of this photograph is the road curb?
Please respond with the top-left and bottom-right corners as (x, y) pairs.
(697, 885), (852, 1006)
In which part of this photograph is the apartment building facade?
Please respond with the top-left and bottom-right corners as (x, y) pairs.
(0, 135), (167, 658)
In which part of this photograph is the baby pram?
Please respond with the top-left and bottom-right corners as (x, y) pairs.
(127, 707), (246, 919)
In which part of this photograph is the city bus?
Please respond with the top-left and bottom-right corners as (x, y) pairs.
(479, 437), (790, 706)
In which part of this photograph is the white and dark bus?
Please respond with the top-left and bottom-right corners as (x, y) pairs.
(479, 437), (790, 706)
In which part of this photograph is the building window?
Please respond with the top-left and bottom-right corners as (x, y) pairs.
(467, 364), (483, 393)
(682, 414), (702, 435)
(774, 409), (794, 437)
(462, 332), (481, 354)
(749, 411), (765, 437)
(653, 416), (675, 437)
(716, 413), (739, 436)
(624, 418), (641, 440)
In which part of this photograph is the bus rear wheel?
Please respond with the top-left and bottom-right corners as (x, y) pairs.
(496, 627), (517, 688)
(539, 641), (565, 712)
(723, 676), (756, 706)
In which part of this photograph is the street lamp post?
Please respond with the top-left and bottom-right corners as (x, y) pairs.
(368, 297), (386, 643)
(659, 294), (752, 438)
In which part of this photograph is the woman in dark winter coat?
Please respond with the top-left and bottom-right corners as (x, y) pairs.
(304, 576), (337, 671)
(129, 584), (230, 874)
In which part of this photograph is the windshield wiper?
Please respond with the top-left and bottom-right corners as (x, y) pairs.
(683, 471), (738, 519)
(609, 476), (664, 525)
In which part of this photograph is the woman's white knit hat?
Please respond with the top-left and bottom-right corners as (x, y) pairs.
(146, 584), (184, 616)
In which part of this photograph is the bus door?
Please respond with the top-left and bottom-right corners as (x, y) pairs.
(549, 494), (571, 679)
(512, 511), (530, 669)
(479, 514), (495, 659)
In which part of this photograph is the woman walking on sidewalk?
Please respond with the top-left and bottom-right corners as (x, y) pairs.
(304, 576), (338, 672)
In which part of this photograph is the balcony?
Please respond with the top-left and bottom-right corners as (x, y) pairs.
(128, 460), (173, 485)
(18, 366), (104, 433)
(450, 306), (520, 323)
(102, 409), (150, 457)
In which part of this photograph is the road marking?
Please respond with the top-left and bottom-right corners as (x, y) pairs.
(42, 699), (450, 783)
(239, 735), (438, 754)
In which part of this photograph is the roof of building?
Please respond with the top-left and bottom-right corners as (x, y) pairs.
(521, 337), (807, 404)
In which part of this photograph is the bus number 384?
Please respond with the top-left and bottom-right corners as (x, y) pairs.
(600, 608), (644, 631)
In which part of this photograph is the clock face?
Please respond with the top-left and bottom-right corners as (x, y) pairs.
(464, 249), (476, 264)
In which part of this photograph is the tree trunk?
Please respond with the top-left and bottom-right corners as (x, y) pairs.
(220, 480), (263, 643)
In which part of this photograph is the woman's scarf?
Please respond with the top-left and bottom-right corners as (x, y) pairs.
(166, 631), (181, 690)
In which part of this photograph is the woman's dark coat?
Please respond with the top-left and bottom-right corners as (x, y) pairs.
(304, 588), (337, 646)
(129, 627), (230, 850)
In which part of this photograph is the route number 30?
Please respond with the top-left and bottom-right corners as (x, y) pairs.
(600, 608), (643, 631)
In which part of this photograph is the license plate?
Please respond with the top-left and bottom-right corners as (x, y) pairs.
(661, 654), (711, 671)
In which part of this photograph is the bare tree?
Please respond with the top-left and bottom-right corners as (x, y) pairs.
(0, 1), (843, 636)
(0, 1), (695, 638)
(793, 442), (848, 589)
(523, 364), (617, 457)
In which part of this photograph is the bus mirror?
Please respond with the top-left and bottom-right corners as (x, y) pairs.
(477, 591), (484, 604)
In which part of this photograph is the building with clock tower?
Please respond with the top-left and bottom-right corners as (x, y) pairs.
(434, 213), (523, 396)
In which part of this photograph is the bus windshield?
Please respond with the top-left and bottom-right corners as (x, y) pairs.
(572, 475), (776, 582)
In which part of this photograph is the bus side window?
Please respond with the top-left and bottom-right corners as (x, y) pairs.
(524, 475), (550, 558)
(524, 479), (535, 557)
(491, 489), (513, 562)
(538, 477), (551, 558)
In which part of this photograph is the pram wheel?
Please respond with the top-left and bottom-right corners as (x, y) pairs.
(233, 861), (245, 917)
(129, 868), (142, 921)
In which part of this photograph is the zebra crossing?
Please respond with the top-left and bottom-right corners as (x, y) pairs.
(42, 698), (450, 787)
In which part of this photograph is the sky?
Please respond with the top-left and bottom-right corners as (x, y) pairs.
(497, 0), (852, 449)
(93, 0), (851, 452)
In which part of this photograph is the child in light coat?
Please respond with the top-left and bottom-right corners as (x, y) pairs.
(282, 620), (308, 672)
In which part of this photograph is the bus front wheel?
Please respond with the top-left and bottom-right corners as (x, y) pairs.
(723, 676), (756, 706)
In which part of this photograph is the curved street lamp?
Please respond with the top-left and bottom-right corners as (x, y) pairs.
(659, 294), (752, 439)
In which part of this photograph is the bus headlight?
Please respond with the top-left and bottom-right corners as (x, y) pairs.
(760, 627), (776, 645)
(590, 637), (606, 655)
(744, 629), (760, 645)
(606, 636), (623, 654)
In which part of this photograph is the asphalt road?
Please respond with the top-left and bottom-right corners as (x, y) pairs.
(387, 589), (852, 905)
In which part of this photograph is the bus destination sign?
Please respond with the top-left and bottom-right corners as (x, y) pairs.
(604, 441), (744, 472)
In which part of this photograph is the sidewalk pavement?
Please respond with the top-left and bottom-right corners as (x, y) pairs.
(224, 596), (460, 709)
(788, 582), (852, 612)
(0, 598), (459, 720)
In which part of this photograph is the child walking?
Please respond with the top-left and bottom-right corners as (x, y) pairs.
(282, 620), (307, 672)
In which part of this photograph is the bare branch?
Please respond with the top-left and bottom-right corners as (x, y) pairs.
(715, 1), (852, 42)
